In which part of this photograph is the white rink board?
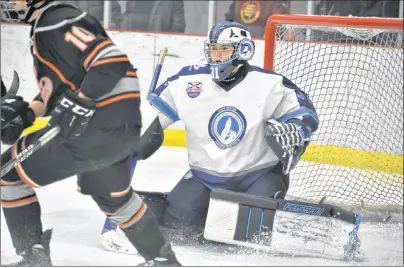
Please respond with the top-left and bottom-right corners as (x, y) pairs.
(1, 23), (403, 155)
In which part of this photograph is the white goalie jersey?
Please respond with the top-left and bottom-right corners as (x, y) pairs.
(147, 64), (318, 184)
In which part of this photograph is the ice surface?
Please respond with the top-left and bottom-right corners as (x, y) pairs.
(1, 147), (403, 266)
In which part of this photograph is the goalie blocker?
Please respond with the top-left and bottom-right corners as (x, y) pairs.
(204, 189), (362, 261)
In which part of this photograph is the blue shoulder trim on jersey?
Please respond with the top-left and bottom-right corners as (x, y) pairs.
(279, 107), (319, 123)
(147, 94), (180, 122)
(152, 65), (210, 96)
(178, 65), (211, 76)
(279, 107), (319, 132)
(154, 76), (178, 96)
(282, 76), (300, 91)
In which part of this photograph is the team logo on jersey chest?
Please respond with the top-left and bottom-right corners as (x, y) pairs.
(208, 106), (247, 149)
(186, 82), (202, 98)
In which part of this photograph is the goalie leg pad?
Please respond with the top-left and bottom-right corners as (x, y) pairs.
(204, 189), (362, 260)
(204, 189), (277, 248)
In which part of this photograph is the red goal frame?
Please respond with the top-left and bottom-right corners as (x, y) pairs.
(264, 14), (404, 71)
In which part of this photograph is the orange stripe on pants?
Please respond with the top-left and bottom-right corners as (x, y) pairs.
(96, 93), (140, 108)
(0, 180), (23, 186)
(110, 186), (131, 198)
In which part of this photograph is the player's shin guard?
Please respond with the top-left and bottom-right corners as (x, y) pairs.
(93, 190), (181, 266)
(1, 169), (51, 266)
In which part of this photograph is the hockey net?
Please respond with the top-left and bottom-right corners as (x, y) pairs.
(264, 15), (403, 214)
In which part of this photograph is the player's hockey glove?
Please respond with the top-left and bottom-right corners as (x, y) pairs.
(264, 119), (311, 175)
(48, 90), (96, 139)
(1, 96), (35, 144)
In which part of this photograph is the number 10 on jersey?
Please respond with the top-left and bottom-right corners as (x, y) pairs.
(64, 26), (96, 52)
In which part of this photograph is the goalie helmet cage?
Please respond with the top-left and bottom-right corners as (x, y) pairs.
(264, 15), (403, 218)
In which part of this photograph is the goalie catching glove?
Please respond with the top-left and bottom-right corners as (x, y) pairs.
(48, 90), (96, 139)
(264, 119), (311, 175)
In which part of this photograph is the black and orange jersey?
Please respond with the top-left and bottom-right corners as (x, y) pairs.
(30, 2), (140, 124)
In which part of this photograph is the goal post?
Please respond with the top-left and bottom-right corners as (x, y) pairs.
(264, 15), (403, 214)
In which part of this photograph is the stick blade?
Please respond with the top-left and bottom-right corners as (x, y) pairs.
(1, 71), (20, 103)
(9, 71), (20, 94)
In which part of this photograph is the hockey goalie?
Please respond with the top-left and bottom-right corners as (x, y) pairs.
(98, 20), (362, 262)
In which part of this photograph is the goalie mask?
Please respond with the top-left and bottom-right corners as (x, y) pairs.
(1, 0), (52, 23)
(204, 21), (255, 82)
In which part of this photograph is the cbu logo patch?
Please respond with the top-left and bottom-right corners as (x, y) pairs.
(186, 82), (202, 98)
(208, 106), (247, 149)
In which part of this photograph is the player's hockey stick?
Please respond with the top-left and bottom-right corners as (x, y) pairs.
(1, 71), (20, 104)
(100, 47), (169, 254)
(0, 126), (60, 178)
(148, 47), (168, 95)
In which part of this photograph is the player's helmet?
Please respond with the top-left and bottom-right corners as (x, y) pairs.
(204, 21), (255, 82)
(1, 0), (52, 23)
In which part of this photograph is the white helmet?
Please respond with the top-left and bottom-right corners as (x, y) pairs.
(204, 21), (255, 82)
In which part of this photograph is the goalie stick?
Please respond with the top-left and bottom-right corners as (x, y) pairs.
(148, 47), (168, 95)
(1, 71), (20, 104)
(100, 47), (169, 254)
